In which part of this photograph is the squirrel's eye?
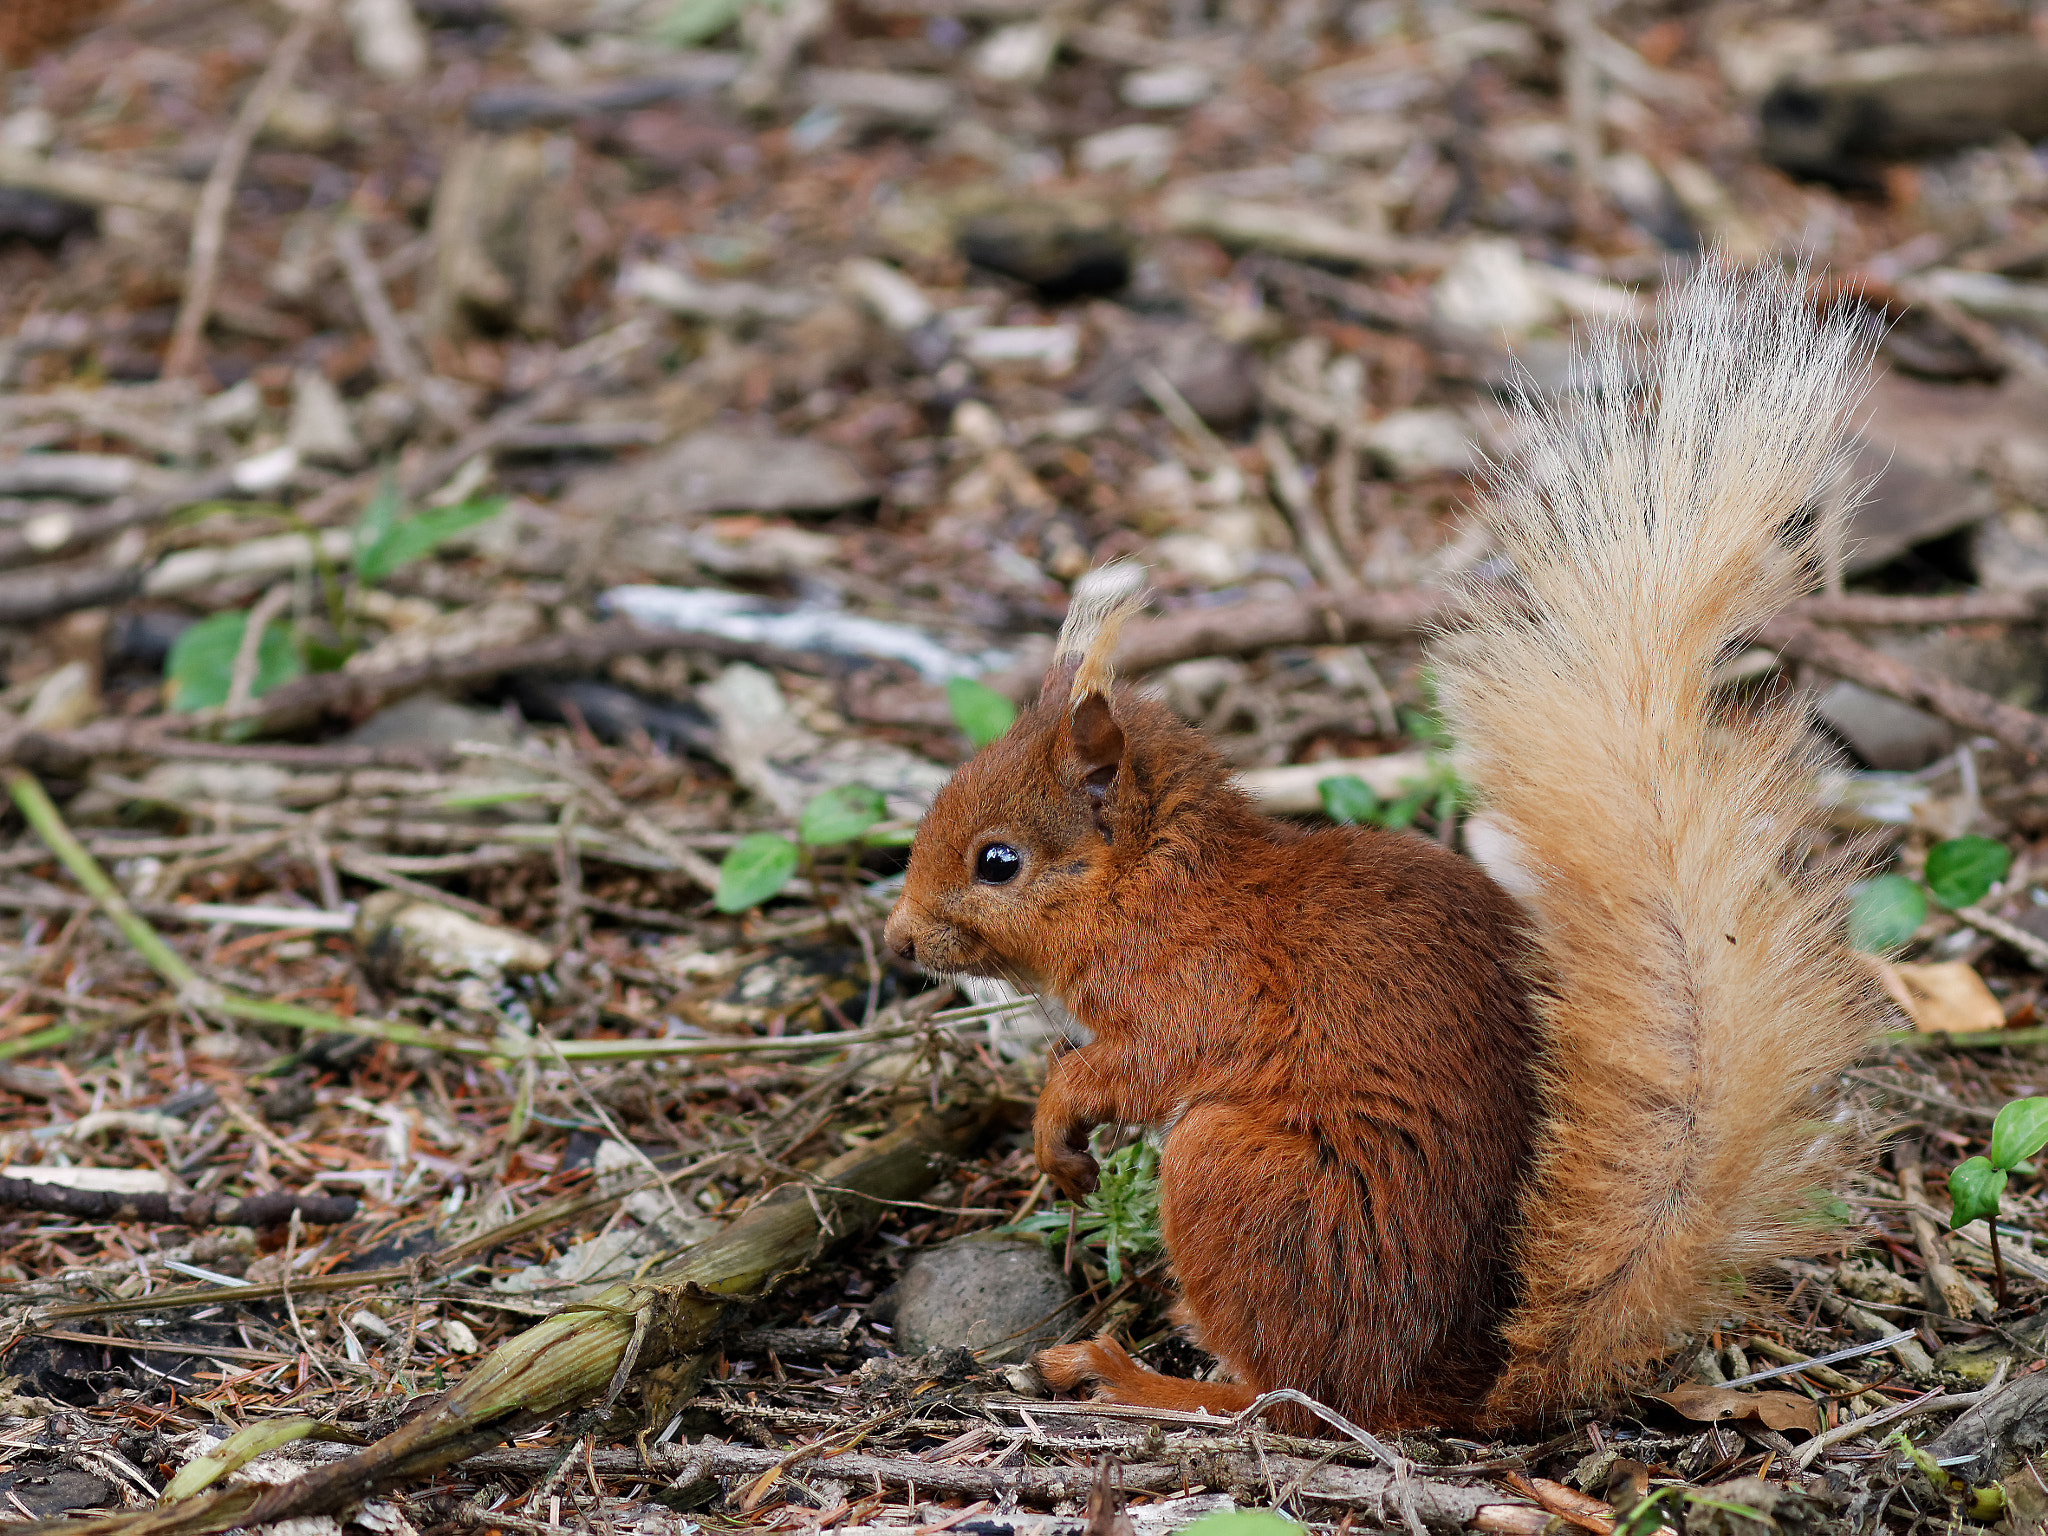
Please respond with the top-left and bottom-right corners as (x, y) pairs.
(973, 843), (1023, 885)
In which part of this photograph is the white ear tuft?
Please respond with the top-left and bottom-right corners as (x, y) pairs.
(1056, 560), (1148, 702)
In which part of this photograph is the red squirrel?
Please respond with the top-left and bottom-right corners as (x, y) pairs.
(882, 266), (1882, 1432)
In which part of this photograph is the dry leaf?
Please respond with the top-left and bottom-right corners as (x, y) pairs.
(1645, 1385), (1821, 1437)
(1501, 1472), (1615, 1535)
(1878, 959), (2007, 1034)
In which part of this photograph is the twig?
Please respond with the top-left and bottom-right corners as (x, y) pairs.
(1895, 1142), (1987, 1320)
(200, 619), (845, 735)
(163, 7), (324, 379)
(226, 584), (295, 719)
(0, 1179), (356, 1228)
(0, 145), (196, 218)
(0, 472), (234, 572)
(333, 845), (505, 923)
(1953, 904), (2048, 971)
(1258, 424), (1359, 594)
(333, 218), (468, 432)
(1794, 1379), (2002, 1470)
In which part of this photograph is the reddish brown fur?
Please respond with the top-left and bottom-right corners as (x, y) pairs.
(885, 677), (1542, 1432)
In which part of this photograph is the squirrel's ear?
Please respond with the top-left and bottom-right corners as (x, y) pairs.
(1070, 689), (1123, 837)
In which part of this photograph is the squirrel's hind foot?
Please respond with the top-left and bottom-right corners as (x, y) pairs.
(1034, 1337), (1259, 1419)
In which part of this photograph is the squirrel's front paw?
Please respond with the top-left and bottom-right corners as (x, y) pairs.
(1037, 1146), (1099, 1203)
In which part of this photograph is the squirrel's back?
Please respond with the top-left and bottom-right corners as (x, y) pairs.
(1433, 263), (1882, 1423)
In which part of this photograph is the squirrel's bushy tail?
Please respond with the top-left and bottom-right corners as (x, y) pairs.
(1432, 264), (1882, 1423)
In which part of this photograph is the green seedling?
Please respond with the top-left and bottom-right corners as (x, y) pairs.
(1848, 836), (2012, 953)
(1948, 1094), (2048, 1304)
(713, 783), (892, 913)
(1316, 758), (1464, 835)
(163, 476), (506, 718)
(1011, 1133), (1163, 1285)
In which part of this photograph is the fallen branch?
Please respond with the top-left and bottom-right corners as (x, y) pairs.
(0, 1180), (356, 1229)
(1760, 615), (2048, 760)
(215, 620), (846, 734)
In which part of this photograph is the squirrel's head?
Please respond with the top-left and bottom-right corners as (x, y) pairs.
(886, 561), (1181, 989)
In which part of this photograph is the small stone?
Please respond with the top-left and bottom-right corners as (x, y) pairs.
(1817, 680), (1952, 771)
(287, 368), (362, 467)
(1120, 64), (1213, 109)
(657, 429), (874, 519)
(1975, 509), (2048, 593)
(882, 1232), (1074, 1361)
(342, 696), (517, 751)
(354, 890), (553, 984)
(1364, 409), (1475, 479)
(1076, 124), (1178, 185)
(1081, 315), (1255, 428)
(344, 0), (427, 82)
(1432, 239), (1556, 338)
(1841, 437), (1998, 575)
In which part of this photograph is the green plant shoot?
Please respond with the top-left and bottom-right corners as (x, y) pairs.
(1948, 1094), (2048, 1304)
(1011, 1134), (1162, 1284)
(354, 478), (507, 584)
(799, 784), (886, 847)
(1318, 774), (1378, 825)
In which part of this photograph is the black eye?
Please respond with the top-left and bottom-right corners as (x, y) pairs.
(974, 843), (1022, 885)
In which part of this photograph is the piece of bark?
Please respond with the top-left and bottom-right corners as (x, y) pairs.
(1924, 1369), (2048, 1483)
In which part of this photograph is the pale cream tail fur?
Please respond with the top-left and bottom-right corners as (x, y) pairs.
(1432, 263), (1883, 1421)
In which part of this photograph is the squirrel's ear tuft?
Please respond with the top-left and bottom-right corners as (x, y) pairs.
(1056, 560), (1148, 704)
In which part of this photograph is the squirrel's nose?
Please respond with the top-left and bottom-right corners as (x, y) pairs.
(883, 912), (916, 964)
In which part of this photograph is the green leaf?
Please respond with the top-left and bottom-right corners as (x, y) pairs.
(1847, 875), (1927, 952)
(945, 676), (1016, 749)
(1948, 1155), (2007, 1230)
(714, 833), (798, 912)
(1924, 836), (2012, 911)
(164, 610), (305, 713)
(356, 493), (506, 584)
(798, 784), (886, 847)
(1990, 1096), (2048, 1170)
(1318, 774), (1379, 826)
(1182, 1513), (1302, 1536)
